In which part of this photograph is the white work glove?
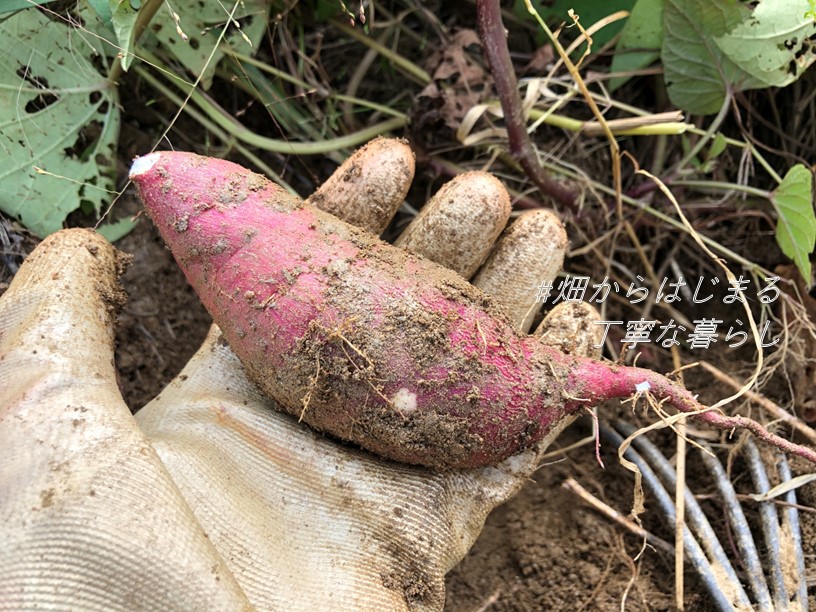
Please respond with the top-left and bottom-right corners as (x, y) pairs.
(0, 139), (600, 610)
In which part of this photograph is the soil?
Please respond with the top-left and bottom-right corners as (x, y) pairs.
(445, 411), (816, 611)
(446, 420), (682, 612)
(112, 208), (212, 410)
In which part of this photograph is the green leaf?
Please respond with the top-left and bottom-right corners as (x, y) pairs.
(707, 132), (727, 160)
(97, 216), (138, 242)
(515, 0), (636, 50)
(663, 0), (816, 115)
(110, 0), (139, 70)
(695, 132), (728, 173)
(0, 0), (55, 15)
(771, 164), (816, 281)
(149, 0), (270, 89)
(0, 7), (121, 238)
(86, 0), (112, 24)
(715, 0), (816, 88)
(610, 0), (664, 91)
(662, 0), (759, 114)
(84, 0), (138, 73)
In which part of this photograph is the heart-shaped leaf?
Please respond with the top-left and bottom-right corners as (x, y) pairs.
(771, 164), (816, 281)
(663, 0), (816, 115)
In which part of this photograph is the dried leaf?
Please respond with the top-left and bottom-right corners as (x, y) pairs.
(749, 473), (816, 502)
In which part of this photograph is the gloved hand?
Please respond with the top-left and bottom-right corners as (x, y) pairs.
(0, 139), (600, 610)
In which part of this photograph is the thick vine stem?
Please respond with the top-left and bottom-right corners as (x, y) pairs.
(475, 0), (578, 209)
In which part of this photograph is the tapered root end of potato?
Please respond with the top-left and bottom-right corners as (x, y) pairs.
(473, 210), (567, 333)
(307, 137), (415, 234)
(561, 353), (816, 467)
(395, 172), (511, 279)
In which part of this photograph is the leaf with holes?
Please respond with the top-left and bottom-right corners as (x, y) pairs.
(771, 164), (816, 281)
(148, 0), (270, 89)
(661, 0), (760, 114)
(0, 0), (55, 15)
(663, 0), (816, 115)
(715, 0), (816, 89)
(0, 7), (121, 238)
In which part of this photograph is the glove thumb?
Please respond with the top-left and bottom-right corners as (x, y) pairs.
(0, 229), (249, 609)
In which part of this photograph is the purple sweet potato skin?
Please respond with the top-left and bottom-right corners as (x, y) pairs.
(131, 151), (577, 468)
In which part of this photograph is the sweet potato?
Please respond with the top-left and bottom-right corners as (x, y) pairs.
(130, 151), (816, 469)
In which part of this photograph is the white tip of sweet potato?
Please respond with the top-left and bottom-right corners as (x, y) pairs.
(129, 153), (161, 178)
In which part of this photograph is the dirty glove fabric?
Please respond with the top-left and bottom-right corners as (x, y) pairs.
(0, 144), (597, 610)
(0, 231), (251, 610)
